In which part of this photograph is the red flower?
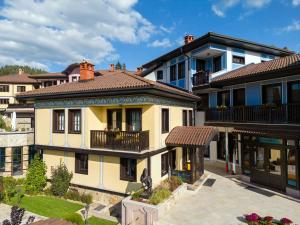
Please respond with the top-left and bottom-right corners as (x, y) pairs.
(280, 217), (293, 225)
(264, 216), (273, 222)
(245, 213), (260, 222)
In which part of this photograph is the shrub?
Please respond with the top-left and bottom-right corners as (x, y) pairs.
(149, 188), (171, 205)
(64, 189), (93, 204)
(50, 162), (73, 196)
(80, 193), (93, 205)
(3, 177), (18, 203)
(24, 154), (47, 194)
(167, 176), (182, 191)
(63, 213), (84, 225)
(131, 189), (144, 200)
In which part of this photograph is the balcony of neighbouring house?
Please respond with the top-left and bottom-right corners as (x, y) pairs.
(205, 103), (300, 124)
(192, 71), (210, 86)
(0, 130), (34, 147)
(90, 130), (149, 152)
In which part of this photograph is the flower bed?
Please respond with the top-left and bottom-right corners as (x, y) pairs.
(245, 213), (293, 225)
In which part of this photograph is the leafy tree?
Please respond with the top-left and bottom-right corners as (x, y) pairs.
(115, 61), (122, 70)
(0, 65), (47, 76)
(0, 116), (6, 129)
(50, 162), (73, 196)
(24, 154), (47, 194)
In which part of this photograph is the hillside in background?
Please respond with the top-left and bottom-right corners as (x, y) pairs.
(0, 65), (47, 76)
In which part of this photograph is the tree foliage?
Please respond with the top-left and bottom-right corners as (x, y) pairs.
(24, 154), (47, 194)
(50, 162), (73, 196)
(0, 65), (47, 76)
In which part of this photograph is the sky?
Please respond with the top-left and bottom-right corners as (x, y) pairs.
(0, 0), (299, 72)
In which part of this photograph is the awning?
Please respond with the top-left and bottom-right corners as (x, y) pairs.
(232, 128), (300, 139)
(165, 126), (219, 148)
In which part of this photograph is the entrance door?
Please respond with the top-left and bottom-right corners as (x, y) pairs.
(251, 147), (284, 190)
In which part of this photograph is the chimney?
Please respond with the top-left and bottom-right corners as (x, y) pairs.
(79, 60), (94, 81)
(136, 67), (143, 75)
(109, 64), (115, 72)
(184, 34), (194, 45)
(122, 63), (126, 71)
(18, 68), (24, 75)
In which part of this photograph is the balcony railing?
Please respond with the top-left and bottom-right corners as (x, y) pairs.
(90, 130), (149, 152)
(206, 103), (300, 124)
(192, 71), (210, 86)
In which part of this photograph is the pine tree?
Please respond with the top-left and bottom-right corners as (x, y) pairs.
(0, 65), (47, 76)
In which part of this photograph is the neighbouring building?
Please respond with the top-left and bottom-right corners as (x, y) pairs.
(199, 54), (300, 197)
(17, 61), (217, 200)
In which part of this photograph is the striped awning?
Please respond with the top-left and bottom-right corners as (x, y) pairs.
(165, 126), (219, 148)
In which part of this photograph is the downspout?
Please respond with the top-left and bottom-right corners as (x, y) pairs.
(181, 47), (191, 92)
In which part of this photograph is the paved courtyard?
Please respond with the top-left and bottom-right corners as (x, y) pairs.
(157, 172), (300, 225)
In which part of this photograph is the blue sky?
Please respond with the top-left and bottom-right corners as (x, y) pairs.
(0, 0), (299, 72)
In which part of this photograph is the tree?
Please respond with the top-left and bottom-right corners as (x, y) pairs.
(115, 61), (122, 70)
(24, 154), (47, 194)
(50, 162), (73, 196)
(0, 65), (47, 76)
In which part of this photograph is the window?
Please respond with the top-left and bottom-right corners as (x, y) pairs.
(217, 91), (230, 107)
(233, 88), (245, 106)
(72, 76), (78, 82)
(0, 99), (9, 104)
(0, 85), (9, 92)
(161, 152), (168, 176)
(126, 109), (142, 132)
(182, 110), (187, 126)
(28, 146), (37, 165)
(177, 61), (185, 79)
(107, 109), (122, 131)
(213, 56), (222, 72)
(12, 147), (22, 176)
(0, 148), (5, 172)
(161, 108), (169, 133)
(262, 83), (282, 105)
(197, 94), (209, 109)
(288, 80), (300, 103)
(53, 110), (65, 132)
(157, 70), (163, 80)
(68, 109), (81, 133)
(120, 158), (136, 181)
(188, 110), (193, 126)
(44, 81), (52, 87)
(269, 148), (281, 175)
(196, 59), (206, 72)
(17, 86), (26, 92)
(287, 148), (297, 187)
(75, 153), (88, 174)
(170, 65), (176, 81)
(232, 55), (245, 64)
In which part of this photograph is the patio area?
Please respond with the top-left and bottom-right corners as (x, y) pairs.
(156, 171), (300, 225)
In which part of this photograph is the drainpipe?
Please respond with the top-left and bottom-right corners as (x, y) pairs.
(181, 47), (191, 92)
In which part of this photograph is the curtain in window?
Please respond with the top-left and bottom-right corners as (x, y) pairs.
(126, 109), (141, 132)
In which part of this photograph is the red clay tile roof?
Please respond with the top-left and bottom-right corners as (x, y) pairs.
(18, 71), (199, 100)
(29, 73), (67, 78)
(31, 218), (75, 225)
(0, 73), (38, 84)
(212, 54), (300, 83)
(165, 126), (219, 147)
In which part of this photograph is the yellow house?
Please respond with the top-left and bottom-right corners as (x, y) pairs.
(18, 61), (218, 197)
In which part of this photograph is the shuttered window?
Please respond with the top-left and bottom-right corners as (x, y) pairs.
(68, 109), (81, 133)
(53, 110), (65, 133)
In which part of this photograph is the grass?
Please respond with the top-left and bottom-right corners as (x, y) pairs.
(88, 216), (117, 225)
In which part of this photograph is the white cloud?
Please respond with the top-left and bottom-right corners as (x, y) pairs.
(282, 21), (300, 32)
(147, 38), (172, 48)
(292, 0), (300, 6)
(0, 0), (155, 70)
(245, 0), (271, 8)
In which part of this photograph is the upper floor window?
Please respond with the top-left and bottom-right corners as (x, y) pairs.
(262, 83), (282, 105)
(162, 108), (169, 133)
(126, 109), (142, 132)
(157, 70), (163, 80)
(232, 55), (245, 65)
(53, 110), (65, 133)
(0, 99), (9, 104)
(178, 61), (185, 79)
(44, 81), (52, 87)
(17, 86), (26, 92)
(182, 110), (188, 126)
(107, 109), (122, 131)
(196, 59), (206, 72)
(233, 88), (245, 106)
(68, 109), (81, 133)
(0, 85), (9, 92)
(75, 153), (88, 174)
(288, 80), (300, 104)
(72, 76), (78, 82)
(170, 65), (176, 82)
(217, 91), (230, 107)
(213, 56), (222, 73)
(120, 158), (136, 182)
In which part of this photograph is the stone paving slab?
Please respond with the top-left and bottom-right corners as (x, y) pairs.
(0, 204), (45, 224)
(156, 172), (300, 225)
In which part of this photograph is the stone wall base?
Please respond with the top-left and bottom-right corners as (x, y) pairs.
(286, 187), (300, 198)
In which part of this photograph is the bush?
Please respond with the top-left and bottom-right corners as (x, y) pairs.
(149, 188), (171, 205)
(64, 189), (93, 204)
(24, 154), (47, 194)
(3, 177), (18, 203)
(131, 189), (144, 200)
(168, 176), (182, 191)
(80, 193), (93, 205)
(50, 162), (73, 196)
(64, 213), (84, 225)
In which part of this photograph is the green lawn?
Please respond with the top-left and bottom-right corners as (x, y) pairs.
(9, 195), (117, 225)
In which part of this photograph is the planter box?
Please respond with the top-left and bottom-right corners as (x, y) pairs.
(121, 183), (187, 225)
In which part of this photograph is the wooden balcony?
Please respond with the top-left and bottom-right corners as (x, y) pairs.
(90, 130), (149, 152)
(206, 103), (300, 124)
(192, 71), (210, 86)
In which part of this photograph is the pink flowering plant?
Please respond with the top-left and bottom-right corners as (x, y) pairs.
(244, 213), (293, 225)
